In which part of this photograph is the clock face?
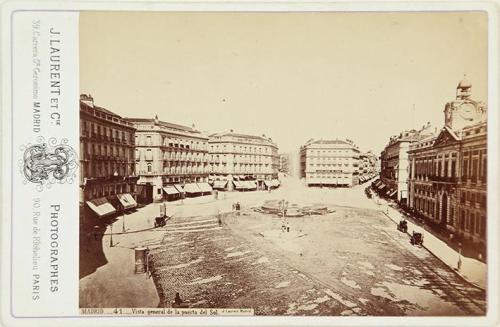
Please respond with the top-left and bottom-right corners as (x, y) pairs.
(459, 103), (475, 120)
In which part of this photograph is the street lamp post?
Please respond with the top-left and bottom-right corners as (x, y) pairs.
(457, 242), (463, 271)
(109, 223), (114, 247)
(122, 207), (126, 233)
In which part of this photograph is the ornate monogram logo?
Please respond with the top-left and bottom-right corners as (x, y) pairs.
(19, 137), (78, 191)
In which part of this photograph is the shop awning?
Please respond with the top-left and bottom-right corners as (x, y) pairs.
(184, 183), (201, 193)
(264, 180), (273, 187)
(117, 193), (137, 209)
(163, 186), (179, 195)
(240, 181), (251, 189)
(197, 182), (213, 193)
(271, 179), (280, 187)
(386, 189), (393, 196)
(377, 183), (386, 190)
(390, 189), (398, 198)
(174, 184), (185, 193)
(86, 197), (116, 218)
(213, 180), (228, 189)
(247, 181), (257, 189)
(233, 180), (246, 189)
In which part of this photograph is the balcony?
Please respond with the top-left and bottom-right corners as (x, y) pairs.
(429, 175), (458, 183)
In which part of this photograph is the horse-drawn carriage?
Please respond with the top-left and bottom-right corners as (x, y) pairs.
(397, 220), (408, 233)
(410, 231), (424, 246)
(154, 216), (166, 228)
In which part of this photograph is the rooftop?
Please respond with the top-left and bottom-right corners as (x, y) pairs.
(209, 130), (276, 144)
(80, 94), (134, 128)
(124, 117), (201, 134)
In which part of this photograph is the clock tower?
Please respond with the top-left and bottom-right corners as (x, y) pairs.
(443, 77), (487, 132)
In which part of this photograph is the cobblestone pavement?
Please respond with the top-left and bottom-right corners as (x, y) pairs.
(148, 204), (486, 316)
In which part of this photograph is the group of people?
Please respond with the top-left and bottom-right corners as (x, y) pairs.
(232, 202), (241, 215)
(281, 218), (290, 233)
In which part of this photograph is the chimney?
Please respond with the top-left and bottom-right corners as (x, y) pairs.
(192, 123), (196, 129)
(154, 115), (159, 124)
(230, 129), (234, 133)
(80, 94), (94, 107)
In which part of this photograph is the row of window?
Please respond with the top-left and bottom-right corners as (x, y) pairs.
(309, 163), (351, 168)
(210, 144), (272, 154)
(136, 134), (209, 151)
(306, 149), (354, 155)
(308, 173), (352, 179)
(459, 190), (487, 208)
(309, 157), (355, 162)
(86, 182), (135, 200)
(81, 162), (134, 178)
(414, 197), (435, 216)
(142, 162), (273, 174)
(414, 185), (434, 197)
(83, 142), (134, 159)
(80, 121), (132, 142)
(458, 209), (486, 237)
(410, 149), (487, 182)
(413, 195), (486, 237)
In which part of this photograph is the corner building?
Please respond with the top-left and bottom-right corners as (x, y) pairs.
(79, 94), (138, 219)
(408, 79), (487, 253)
(125, 116), (210, 202)
(208, 131), (279, 191)
(379, 127), (434, 203)
(300, 139), (360, 187)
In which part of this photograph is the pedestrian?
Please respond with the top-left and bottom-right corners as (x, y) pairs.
(172, 292), (183, 308)
(236, 202), (240, 216)
(286, 220), (290, 233)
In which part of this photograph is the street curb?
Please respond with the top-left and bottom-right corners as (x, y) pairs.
(381, 211), (485, 292)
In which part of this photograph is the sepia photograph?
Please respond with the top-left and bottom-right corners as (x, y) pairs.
(78, 11), (488, 316)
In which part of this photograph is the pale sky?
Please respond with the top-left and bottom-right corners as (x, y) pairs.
(80, 11), (487, 154)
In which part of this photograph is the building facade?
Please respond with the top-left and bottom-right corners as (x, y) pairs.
(208, 130), (280, 191)
(278, 153), (292, 175)
(358, 151), (378, 183)
(125, 116), (210, 202)
(408, 79), (487, 252)
(79, 94), (138, 218)
(300, 139), (360, 187)
(379, 124), (434, 203)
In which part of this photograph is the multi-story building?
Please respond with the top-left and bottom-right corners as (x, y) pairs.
(207, 130), (280, 191)
(79, 94), (138, 219)
(278, 153), (292, 175)
(379, 124), (434, 204)
(408, 78), (487, 252)
(358, 151), (378, 183)
(125, 116), (211, 202)
(300, 139), (360, 187)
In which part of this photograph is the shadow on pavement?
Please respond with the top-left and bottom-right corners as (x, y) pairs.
(79, 212), (109, 279)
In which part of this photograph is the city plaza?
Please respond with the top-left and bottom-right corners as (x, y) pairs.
(80, 174), (486, 315)
(79, 79), (487, 315)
